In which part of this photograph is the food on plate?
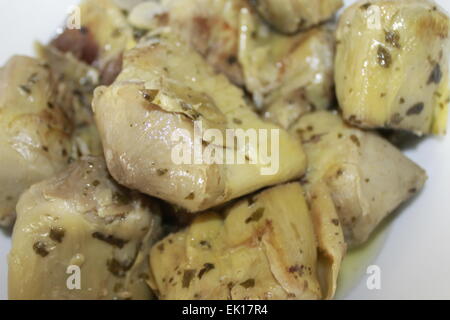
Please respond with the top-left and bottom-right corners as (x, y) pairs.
(36, 43), (103, 157)
(146, 0), (335, 115)
(250, 0), (343, 34)
(149, 183), (345, 300)
(92, 31), (306, 213)
(239, 12), (335, 117)
(1, 0), (449, 301)
(335, 0), (450, 135)
(51, 0), (136, 85)
(255, 25), (335, 129)
(113, 0), (149, 12)
(0, 56), (74, 227)
(8, 157), (161, 300)
(289, 111), (427, 245)
(160, 0), (245, 85)
(309, 182), (346, 299)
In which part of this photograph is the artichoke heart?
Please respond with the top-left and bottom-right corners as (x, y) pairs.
(290, 111), (427, 246)
(51, 0), (136, 85)
(92, 31), (306, 213)
(0, 56), (74, 227)
(157, 0), (335, 118)
(335, 0), (450, 135)
(239, 8), (335, 119)
(161, 0), (246, 85)
(36, 43), (103, 157)
(309, 182), (346, 300)
(149, 183), (345, 300)
(250, 0), (343, 34)
(8, 157), (162, 300)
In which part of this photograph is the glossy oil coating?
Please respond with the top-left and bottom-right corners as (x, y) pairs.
(0, 56), (74, 226)
(290, 111), (427, 245)
(93, 31), (306, 212)
(149, 183), (345, 300)
(130, 0), (336, 117)
(251, 0), (343, 34)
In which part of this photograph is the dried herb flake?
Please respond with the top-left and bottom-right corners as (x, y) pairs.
(350, 135), (361, 147)
(92, 232), (128, 249)
(182, 269), (196, 288)
(407, 103), (425, 116)
(33, 241), (49, 257)
(240, 279), (255, 289)
(185, 192), (195, 200)
(385, 30), (401, 48)
(198, 263), (215, 279)
(377, 45), (392, 68)
(245, 208), (265, 224)
(157, 169), (168, 176)
(49, 227), (65, 243)
(428, 64), (442, 85)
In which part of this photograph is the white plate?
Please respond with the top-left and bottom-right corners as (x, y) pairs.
(1, 0), (449, 300)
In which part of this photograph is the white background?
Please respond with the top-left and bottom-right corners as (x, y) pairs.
(0, 0), (449, 300)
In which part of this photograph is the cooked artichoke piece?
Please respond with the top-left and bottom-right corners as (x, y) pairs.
(309, 182), (346, 300)
(92, 32), (306, 213)
(290, 111), (427, 246)
(161, 0), (335, 114)
(51, 0), (135, 84)
(113, 0), (149, 11)
(239, 17), (335, 124)
(36, 43), (103, 157)
(128, 1), (170, 32)
(250, 0), (343, 34)
(161, 0), (245, 85)
(149, 183), (324, 300)
(77, 0), (136, 62)
(335, 0), (450, 135)
(9, 157), (161, 300)
(0, 56), (73, 227)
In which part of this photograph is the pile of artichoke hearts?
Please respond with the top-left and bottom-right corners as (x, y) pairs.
(2, 0), (448, 300)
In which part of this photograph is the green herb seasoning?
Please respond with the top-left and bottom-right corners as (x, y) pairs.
(33, 241), (49, 257)
(49, 227), (65, 243)
(385, 30), (401, 48)
(182, 269), (196, 288)
(245, 208), (265, 224)
(407, 103), (425, 116)
(377, 45), (392, 68)
(240, 279), (255, 289)
(198, 263), (215, 279)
